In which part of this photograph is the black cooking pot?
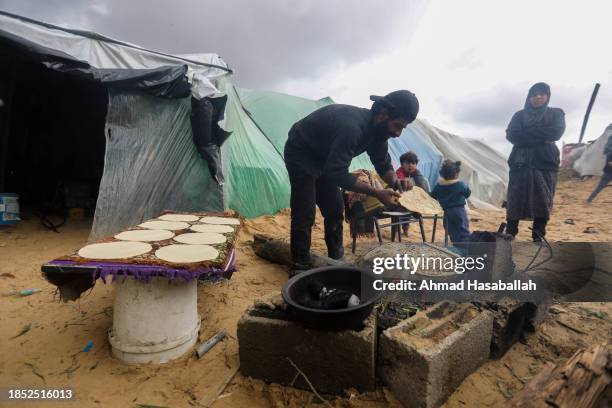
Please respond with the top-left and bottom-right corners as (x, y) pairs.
(281, 266), (382, 330)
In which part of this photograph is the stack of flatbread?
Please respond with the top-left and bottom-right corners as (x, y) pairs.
(398, 186), (443, 216)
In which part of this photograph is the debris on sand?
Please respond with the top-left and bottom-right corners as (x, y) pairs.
(10, 323), (31, 339)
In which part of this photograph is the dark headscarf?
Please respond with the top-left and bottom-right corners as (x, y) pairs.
(522, 82), (551, 126)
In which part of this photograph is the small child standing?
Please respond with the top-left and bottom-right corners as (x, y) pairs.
(431, 160), (471, 243)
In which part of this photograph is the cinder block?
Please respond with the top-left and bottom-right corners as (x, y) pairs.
(488, 298), (548, 359)
(238, 292), (377, 394)
(378, 302), (493, 408)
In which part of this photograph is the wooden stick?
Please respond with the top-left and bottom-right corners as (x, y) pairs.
(253, 234), (346, 268)
(286, 358), (333, 408)
(202, 365), (239, 408)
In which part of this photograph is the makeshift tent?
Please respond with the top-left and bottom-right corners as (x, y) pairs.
(0, 11), (231, 241)
(573, 124), (612, 177)
(235, 88), (508, 211)
(0, 11), (509, 243)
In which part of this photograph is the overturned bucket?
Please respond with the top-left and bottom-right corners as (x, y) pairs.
(108, 276), (200, 364)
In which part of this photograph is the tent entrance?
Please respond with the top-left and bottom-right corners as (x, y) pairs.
(0, 61), (107, 223)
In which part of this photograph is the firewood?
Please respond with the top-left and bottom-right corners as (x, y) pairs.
(507, 342), (611, 408)
(253, 234), (346, 268)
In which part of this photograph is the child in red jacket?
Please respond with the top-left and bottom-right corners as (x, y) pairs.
(396, 151), (430, 235)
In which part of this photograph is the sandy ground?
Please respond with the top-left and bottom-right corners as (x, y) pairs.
(0, 178), (610, 408)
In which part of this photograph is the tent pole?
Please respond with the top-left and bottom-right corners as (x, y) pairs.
(578, 83), (600, 144)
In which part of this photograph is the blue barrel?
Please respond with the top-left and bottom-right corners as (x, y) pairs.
(0, 193), (20, 225)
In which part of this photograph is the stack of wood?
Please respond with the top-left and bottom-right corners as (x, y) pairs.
(507, 342), (611, 408)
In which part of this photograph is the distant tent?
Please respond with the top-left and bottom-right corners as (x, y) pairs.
(573, 124), (612, 177)
(417, 121), (509, 210)
(0, 11), (509, 243)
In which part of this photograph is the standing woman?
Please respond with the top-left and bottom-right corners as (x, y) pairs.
(505, 82), (565, 241)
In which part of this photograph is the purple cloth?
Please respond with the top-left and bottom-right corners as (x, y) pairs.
(46, 248), (236, 284)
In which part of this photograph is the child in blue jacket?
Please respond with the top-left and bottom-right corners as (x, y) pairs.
(431, 160), (471, 243)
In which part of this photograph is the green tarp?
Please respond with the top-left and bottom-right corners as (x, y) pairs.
(219, 79), (374, 218)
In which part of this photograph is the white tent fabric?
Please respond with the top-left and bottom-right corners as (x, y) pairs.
(0, 12), (229, 98)
(573, 124), (612, 177)
(419, 120), (509, 210)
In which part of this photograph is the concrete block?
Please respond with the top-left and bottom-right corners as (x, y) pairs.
(378, 302), (493, 408)
(238, 292), (377, 394)
(487, 298), (548, 359)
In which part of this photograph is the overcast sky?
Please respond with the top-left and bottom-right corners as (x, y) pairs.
(1, 0), (611, 154)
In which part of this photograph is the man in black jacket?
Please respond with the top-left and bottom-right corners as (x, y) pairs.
(284, 90), (419, 267)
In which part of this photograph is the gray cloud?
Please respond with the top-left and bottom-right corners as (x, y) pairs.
(0, 0), (426, 89)
(439, 83), (612, 130)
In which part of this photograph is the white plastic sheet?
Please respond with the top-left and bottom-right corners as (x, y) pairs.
(573, 124), (612, 177)
(419, 120), (509, 209)
(89, 91), (223, 241)
(0, 12), (229, 98)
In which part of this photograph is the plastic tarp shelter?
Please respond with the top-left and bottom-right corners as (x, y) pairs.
(0, 11), (232, 241)
(233, 88), (508, 211)
(573, 124), (612, 177)
(419, 121), (509, 210)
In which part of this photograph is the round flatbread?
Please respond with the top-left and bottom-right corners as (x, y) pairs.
(114, 229), (175, 242)
(78, 241), (152, 259)
(398, 186), (444, 216)
(200, 216), (240, 225)
(157, 214), (199, 222)
(174, 232), (227, 245)
(190, 224), (234, 234)
(155, 244), (219, 263)
(138, 220), (190, 230)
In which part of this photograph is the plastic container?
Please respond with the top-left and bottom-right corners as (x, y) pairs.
(0, 193), (20, 225)
(108, 276), (200, 364)
(281, 266), (382, 330)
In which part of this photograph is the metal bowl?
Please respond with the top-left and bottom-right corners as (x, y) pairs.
(281, 266), (382, 330)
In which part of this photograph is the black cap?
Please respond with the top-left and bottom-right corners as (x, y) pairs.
(370, 90), (419, 122)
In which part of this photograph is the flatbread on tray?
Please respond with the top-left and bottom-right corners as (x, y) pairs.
(114, 229), (175, 242)
(78, 241), (152, 260)
(200, 216), (240, 225)
(59, 211), (241, 270)
(398, 186), (443, 216)
(138, 220), (190, 230)
(155, 244), (219, 263)
(190, 224), (234, 233)
(173, 232), (227, 245)
(157, 214), (200, 222)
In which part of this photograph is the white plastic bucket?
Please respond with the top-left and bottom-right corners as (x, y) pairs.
(108, 276), (200, 364)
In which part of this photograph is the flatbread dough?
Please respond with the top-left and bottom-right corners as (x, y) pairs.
(157, 214), (199, 222)
(78, 241), (152, 259)
(200, 216), (240, 225)
(114, 229), (175, 242)
(190, 224), (234, 234)
(174, 232), (227, 245)
(155, 244), (219, 263)
(138, 220), (190, 230)
(398, 186), (444, 216)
